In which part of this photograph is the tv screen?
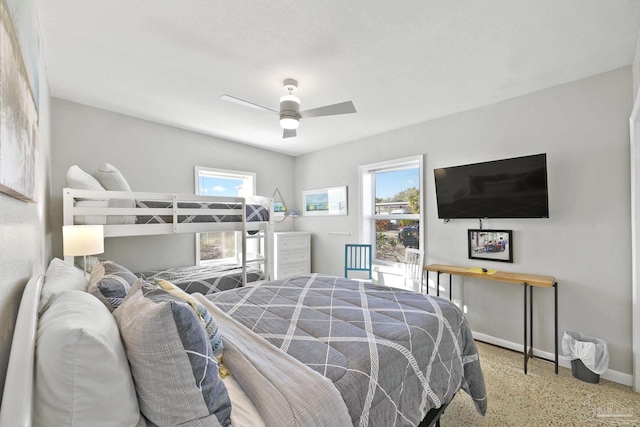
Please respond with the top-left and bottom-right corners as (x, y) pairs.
(434, 153), (549, 219)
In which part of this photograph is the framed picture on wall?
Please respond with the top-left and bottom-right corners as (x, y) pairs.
(468, 229), (513, 263)
(302, 186), (348, 216)
(0, 1), (39, 202)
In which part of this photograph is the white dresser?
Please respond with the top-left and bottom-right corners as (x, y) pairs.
(274, 231), (311, 280)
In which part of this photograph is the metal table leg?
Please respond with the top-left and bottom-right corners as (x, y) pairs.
(554, 281), (558, 374)
(530, 285), (534, 360)
(524, 284), (528, 374)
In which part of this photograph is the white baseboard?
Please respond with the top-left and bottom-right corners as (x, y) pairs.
(471, 331), (633, 387)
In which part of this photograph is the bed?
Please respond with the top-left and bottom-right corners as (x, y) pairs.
(62, 164), (275, 284)
(0, 258), (487, 427)
(137, 263), (265, 294)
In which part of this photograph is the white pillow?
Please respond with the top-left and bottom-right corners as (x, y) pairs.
(95, 163), (136, 224)
(66, 165), (105, 191)
(95, 163), (132, 192)
(34, 290), (141, 427)
(39, 258), (89, 314)
(72, 200), (108, 225)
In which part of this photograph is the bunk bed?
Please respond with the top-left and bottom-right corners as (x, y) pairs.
(63, 187), (275, 285)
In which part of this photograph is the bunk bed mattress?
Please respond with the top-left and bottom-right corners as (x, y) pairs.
(134, 200), (269, 224)
(205, 274), (487, 426)
(138, 264), (264, 294)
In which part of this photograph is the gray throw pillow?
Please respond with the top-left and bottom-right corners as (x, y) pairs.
(113, 280), (232, 427)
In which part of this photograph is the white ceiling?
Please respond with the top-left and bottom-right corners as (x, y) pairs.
(35, 1), (640, 156)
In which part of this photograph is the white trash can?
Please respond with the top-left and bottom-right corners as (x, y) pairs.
(561, 331), (609, 383)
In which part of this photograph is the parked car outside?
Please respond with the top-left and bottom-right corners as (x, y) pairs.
(398, 225), (419, 248)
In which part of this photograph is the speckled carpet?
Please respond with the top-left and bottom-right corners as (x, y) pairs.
(440, 341), (639, 426)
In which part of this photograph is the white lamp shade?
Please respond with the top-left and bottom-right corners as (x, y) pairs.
(63, 225), (104, 256)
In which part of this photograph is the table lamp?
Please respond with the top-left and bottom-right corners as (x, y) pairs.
(63, 225), (104, 274)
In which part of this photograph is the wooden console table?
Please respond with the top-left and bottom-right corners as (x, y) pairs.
(424, 264), (558, 375)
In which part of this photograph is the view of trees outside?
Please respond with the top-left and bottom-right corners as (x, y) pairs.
(375, 167), (420, 263)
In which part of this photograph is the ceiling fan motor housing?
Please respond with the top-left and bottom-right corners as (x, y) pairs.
(280, 97), (300, 117)
(280, 79), (300, 117)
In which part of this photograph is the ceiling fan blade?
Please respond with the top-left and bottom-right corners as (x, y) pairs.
(220, 94), (278, 114)
(283, 128), (297, 138)
(299, 101), (356, 119)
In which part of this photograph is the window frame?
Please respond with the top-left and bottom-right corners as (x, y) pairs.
(359, 155), (424, 267)
(194, 166), (257, 266)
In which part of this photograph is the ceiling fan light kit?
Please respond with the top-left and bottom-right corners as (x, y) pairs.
(279, 87), (300, 130)
(221, 78), (356, 138)
(280, 115), (299, 130)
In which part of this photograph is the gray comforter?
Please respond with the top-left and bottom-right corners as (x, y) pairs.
(137, 264), (263, 294)
(204, 274), (487, 426)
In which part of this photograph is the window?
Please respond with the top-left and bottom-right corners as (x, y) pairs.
(360, 156), (423, 265)
(195, 166), (256, 265)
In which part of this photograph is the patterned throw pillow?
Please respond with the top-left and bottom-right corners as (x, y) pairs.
(113, 280), (232, 427)
(156, 279), (224, 363)
(88, 259), (138, 312)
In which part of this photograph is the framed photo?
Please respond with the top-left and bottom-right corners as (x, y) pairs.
(302, 186), (347, 216)
(468, 229), (513, 263)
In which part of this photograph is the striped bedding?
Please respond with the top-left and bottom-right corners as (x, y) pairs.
(137, 264), (263, 294)
(134, 200), (269, 225)
(205, 274), (487, 426)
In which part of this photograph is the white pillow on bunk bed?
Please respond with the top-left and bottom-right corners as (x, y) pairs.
(113, 280), (233, 427)
(66, 164), (106, 192)
(94, 162), (132, 191)
(66, 165), (109, 224)
(66, 164), (135, 225)
(94, 163), (136, 224)
(35, 290), (142, 427)
(39, 257), (89, 314)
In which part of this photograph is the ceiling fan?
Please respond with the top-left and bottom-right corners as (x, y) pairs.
(220, 79), (356, 139)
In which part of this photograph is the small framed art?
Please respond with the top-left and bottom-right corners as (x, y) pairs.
(302, 186), (348, 216)
(468, 229), (513, 263)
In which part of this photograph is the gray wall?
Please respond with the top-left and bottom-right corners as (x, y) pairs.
(0, 0), (51, 403)
(294, 67), (633, 375)
(50, 99), (296, 272)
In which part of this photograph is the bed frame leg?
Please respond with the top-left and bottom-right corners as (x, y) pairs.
(418, 400), (450, 427)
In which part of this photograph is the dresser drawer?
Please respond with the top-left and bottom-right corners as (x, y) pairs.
(278, 250), (309, 265)
(274, 232), (311, 280)
(278, 236), (309, 251)
(278, 264), (309, 279)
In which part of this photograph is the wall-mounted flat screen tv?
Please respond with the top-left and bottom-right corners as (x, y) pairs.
(434, 153), (549, 219)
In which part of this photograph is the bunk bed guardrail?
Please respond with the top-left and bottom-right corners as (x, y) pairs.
(62, 188), (275, 283)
